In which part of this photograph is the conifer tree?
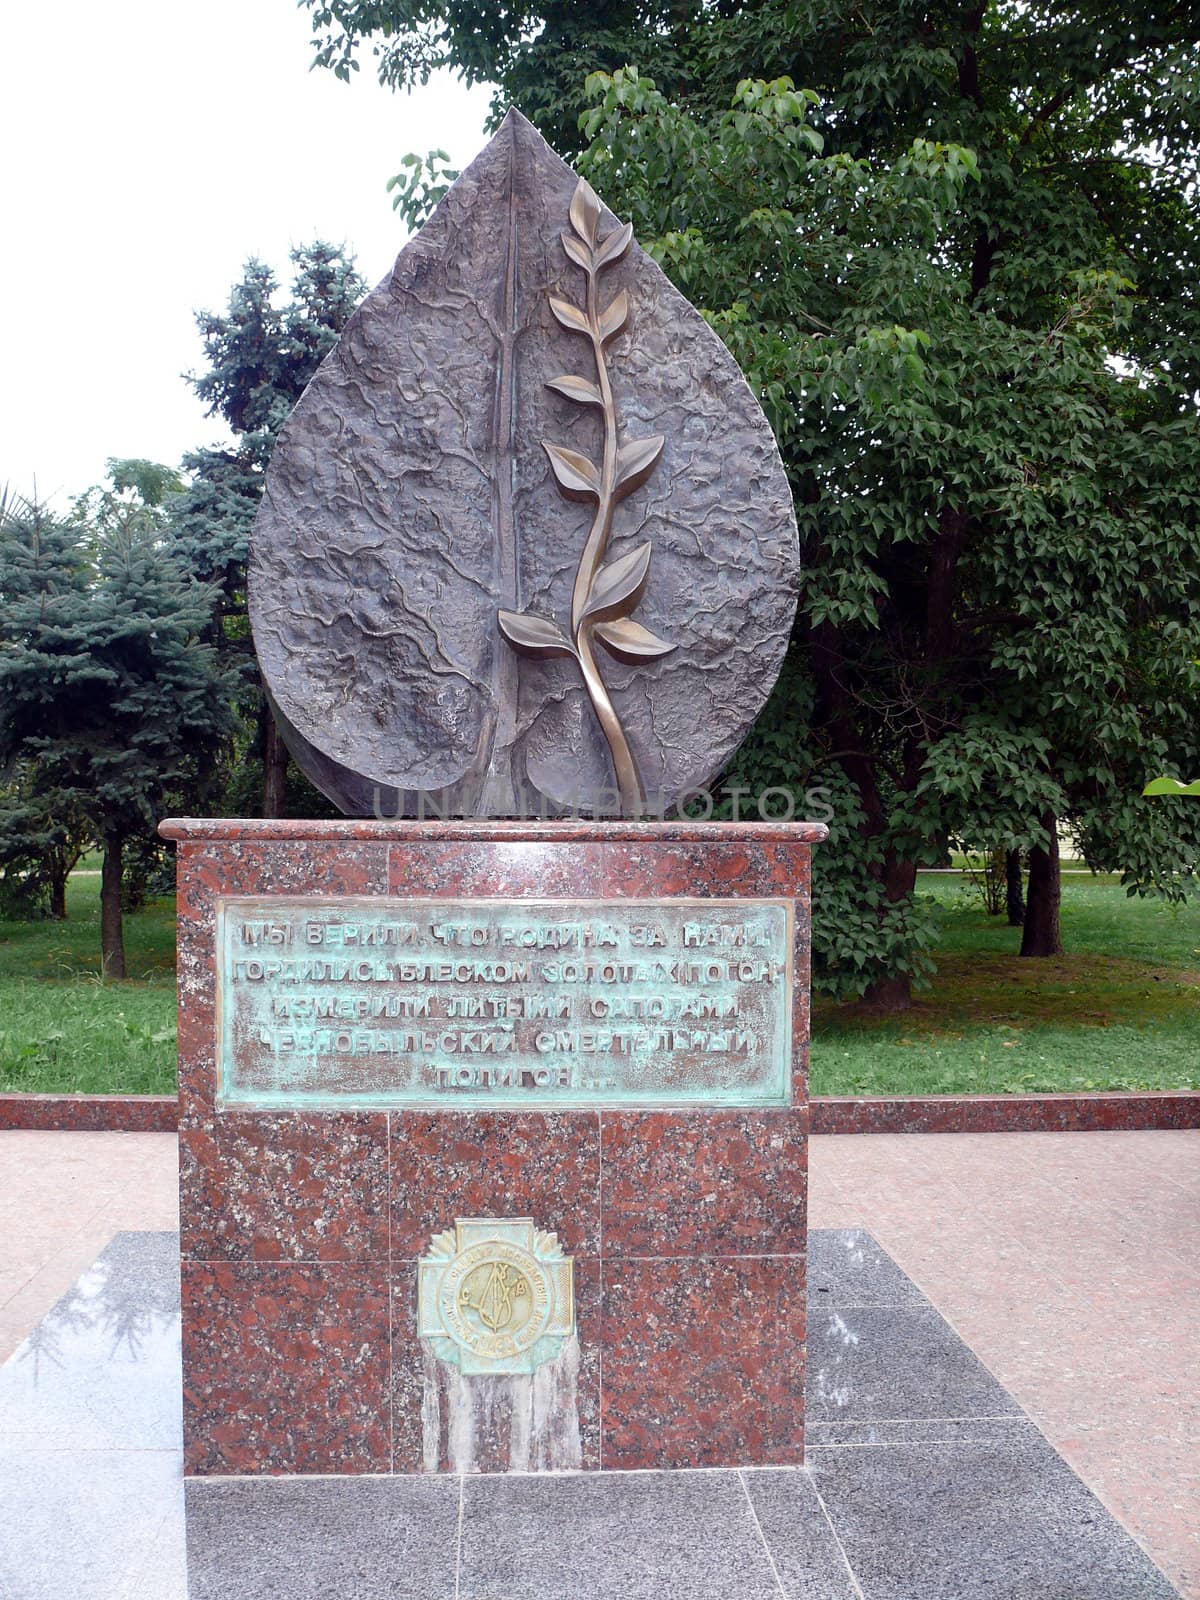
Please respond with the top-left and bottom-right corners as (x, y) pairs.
(0, 479), (232, 976)
(171, 242), (366, 816)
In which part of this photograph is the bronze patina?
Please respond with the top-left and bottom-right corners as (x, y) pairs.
(249, 110), (799, 817)
(497, 178), (671, 815)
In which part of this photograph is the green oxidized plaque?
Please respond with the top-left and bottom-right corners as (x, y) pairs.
(215, 896), (792, 1109)
(418, 1218), (574, 1378)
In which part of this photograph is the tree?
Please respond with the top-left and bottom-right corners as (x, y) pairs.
(169, 242), (366, 816)
(0, 475), (232, 977)
(0, 760), (90, 920)
(0, 490), (92, 920)
(314, 2), (1200, 1005)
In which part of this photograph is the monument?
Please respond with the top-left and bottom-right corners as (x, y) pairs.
(163, 109), (825, 1477)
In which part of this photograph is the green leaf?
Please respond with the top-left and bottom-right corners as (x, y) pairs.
(1143, 777), (1200, 796)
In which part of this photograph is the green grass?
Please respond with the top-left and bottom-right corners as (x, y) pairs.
(810, 873), (1200, 1096)
(0, 875), (177, 1094)
(1, 869), (1197, 1098)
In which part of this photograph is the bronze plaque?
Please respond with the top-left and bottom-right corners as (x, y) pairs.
(216, 896), (792, 1109)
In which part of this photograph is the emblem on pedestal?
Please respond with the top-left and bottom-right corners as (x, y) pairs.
(417, 1218), (575, 1377)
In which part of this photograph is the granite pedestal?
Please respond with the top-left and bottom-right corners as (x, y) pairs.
(161, 819), (823, 1477)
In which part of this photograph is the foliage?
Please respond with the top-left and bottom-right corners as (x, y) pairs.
(0, 760), (90, 919)
(960, 846), (1006, 917)
(812, 871), (1200, 1095)
(0, 872), (177, 1093)
(0, 475), (233, 973)
(579, 57), (1200, 994)
(168, 242), (366, 816)
(321, 0), (1200, 1000)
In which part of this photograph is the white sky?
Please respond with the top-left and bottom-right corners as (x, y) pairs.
(1, 0), (491, 507)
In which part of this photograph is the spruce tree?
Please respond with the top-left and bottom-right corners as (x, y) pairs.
(0, 482), (232, 976)
(171, 243), (366, 816)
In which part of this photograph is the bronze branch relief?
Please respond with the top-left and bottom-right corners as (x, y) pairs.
(497, 179), (675, 817)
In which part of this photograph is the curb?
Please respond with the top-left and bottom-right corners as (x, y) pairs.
(0, 1094), (179, 1132)
(810, 1091), (1200, 1135)
(2, 1090), (1199, 1135)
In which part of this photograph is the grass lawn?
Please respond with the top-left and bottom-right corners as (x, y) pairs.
(0, 875), (177, 1094)
(0, 868), (1196, 1097)
(811, 873), (1200, 1096)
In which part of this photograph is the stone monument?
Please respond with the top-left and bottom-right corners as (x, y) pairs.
(163, 109), (825, 1477)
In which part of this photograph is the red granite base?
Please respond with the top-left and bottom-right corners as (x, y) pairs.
(809, 1091), (1200, 1134)
(160, 819), (819, 1476)
(0, 1093), (179, 1132)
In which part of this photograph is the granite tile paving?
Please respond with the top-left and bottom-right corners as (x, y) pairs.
(0, 1135), (1195, 1598)
(184, 1477), (460, 1600)
(0, 1132), (179, 1364)
(807, 1300), (1021, 1424)
(0, 1232), (181, 1451)
(800, 1436), (1181, 1598)
(0, 1445), (185, 1600)
(806, 1226), (926, 1306)
(810, 1128), (1200, 1596)
(458, 1470), (784, 1600)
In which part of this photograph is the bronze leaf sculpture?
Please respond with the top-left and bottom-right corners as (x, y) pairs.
(249, 110), (799, 818)
(498, 177), (673, 816)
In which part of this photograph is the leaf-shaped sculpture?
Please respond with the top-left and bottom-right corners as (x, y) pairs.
(560, 232), (593, 272)
(549, 296), (591, 336)
(595, 617), (675, 660)
(598, 291), (631, 344)
(545, 374), (603, 407)
(542, 442), (600, 499)
(248, 109), (800, 818)
(569, 179), (602, 246)
(595, 221), (634, 268)
(614, 436), (665, 500)
(497, 610), (576, 658)
(583, 544), (653, 622)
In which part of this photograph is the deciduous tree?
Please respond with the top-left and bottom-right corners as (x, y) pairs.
(310, 2), (1200, 1004)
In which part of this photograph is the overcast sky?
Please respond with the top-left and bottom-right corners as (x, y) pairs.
(1, 0), (491, 507)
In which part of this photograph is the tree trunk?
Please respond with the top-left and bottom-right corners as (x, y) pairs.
(864, 857), (918, 1010)
(49, 867), (67, 921)
(100, 832), (126, 980)
(262, 703), (288, 819)
(1005, 848), (1024, 927)
(1020, 814), (1062, 957)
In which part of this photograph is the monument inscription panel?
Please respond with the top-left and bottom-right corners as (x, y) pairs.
(216, 895), (792, 1109)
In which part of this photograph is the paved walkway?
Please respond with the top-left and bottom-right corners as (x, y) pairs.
(2, 1128), (1197, 1596)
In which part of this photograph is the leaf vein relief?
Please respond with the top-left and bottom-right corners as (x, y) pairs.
(497, 177), (675, 817)
(249, 111), (800, 817)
